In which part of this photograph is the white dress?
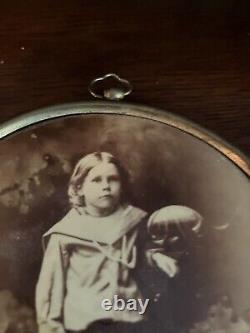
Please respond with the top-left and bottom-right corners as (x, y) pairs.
(35, 205), (148, 333)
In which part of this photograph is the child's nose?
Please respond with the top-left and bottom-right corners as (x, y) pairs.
(102, 179), (110, 189)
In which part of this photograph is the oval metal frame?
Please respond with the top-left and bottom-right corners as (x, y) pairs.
(0, 101), (249, 177)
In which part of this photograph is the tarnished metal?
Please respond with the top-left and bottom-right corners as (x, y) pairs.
(0, 101), (249, 177)
(88, 73), (133, 100)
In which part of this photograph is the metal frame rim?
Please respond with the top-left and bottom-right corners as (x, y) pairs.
(0, 101), (249, 177)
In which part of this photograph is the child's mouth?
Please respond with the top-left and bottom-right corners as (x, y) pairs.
(99, 194), (112, 199)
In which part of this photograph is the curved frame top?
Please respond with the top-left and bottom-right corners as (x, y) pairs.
(0, 101), (249, 177)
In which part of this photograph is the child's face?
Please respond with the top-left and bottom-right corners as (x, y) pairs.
(78, 162), (122, 216)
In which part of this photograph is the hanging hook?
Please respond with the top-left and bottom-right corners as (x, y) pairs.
(88, 73), (133, 101)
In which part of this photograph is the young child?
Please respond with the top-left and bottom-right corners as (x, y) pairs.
(35, 152), (194, 333)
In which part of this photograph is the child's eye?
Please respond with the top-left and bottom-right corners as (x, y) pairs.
(92, 176), (101, 183)
(108, 175), (120, 182)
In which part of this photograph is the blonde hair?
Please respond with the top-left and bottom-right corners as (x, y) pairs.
(68, 152), (129, 208)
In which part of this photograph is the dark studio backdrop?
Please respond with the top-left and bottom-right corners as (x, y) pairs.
(0, 114), (249, 332)
(0, 1), (250, 332)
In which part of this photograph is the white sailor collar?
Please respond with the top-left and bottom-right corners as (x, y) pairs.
(43, 204), (147, 245)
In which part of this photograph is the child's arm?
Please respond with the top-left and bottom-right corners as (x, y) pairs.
(143, 235), (179, 278)
(36, 234), (69, 333)
(149, 252), (179, 277)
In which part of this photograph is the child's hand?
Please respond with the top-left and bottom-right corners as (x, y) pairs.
(152, 252), (179, 278)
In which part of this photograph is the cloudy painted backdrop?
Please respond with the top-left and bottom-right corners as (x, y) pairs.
(0, 114), (249, 332)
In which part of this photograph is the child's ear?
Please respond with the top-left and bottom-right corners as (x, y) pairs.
(76, 184), (84, 196)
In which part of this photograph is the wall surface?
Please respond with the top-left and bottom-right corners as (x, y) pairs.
(0, 0), (250, 155)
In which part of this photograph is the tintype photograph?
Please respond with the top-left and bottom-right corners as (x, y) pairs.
(0, 112), (249, 333)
